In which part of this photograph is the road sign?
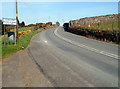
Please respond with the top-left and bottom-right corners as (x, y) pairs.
(8, 32), (15, 41)
(2, 18), (16, 25)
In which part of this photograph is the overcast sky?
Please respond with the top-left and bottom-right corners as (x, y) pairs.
(2, 2), (118, 25)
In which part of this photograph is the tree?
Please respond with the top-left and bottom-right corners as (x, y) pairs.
(19, 21), (25, 27)
(21, 21), (25, 27)
(56, 22), (60, 26)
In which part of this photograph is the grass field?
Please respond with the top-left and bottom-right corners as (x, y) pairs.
(84, 21), (119, 31)
(10, 26), (34, 32)
(2, 27), (42, 59)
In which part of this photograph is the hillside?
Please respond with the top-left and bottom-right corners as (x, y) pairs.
(69, 14), (119, 31)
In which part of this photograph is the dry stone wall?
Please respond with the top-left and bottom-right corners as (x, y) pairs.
(69, 14), (119, 27)
(65, 14), (120, 44)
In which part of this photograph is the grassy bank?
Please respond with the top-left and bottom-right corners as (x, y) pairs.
(10, 26), (34, 32)
(2, 28), (42, 59)
(84, 21), (119, 31)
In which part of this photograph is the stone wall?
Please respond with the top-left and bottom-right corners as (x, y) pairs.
(69, 14), (119, 27)
(64, 14), (120, 44)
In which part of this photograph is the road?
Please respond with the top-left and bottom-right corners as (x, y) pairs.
(28, 26), (118, 87)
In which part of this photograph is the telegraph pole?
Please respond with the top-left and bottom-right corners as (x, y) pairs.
(16, 0), (18, 37)
(15, 0), (18, 45)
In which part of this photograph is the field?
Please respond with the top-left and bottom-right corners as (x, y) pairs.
(10, 26), (34, 32)
(2, 27), (42, 59)
(85, 21), (119, 31)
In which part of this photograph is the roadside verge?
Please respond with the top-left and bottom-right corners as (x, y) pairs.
(2, 48), (53, 87)
(2, 28), (53, 87)
(2, 28), (42, 60)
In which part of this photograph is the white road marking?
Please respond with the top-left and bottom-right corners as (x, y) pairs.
(54, 27), (118, 59)
(44, 40), (48, 43)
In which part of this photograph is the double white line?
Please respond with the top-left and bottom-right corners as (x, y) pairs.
(54, 27), (118, 59)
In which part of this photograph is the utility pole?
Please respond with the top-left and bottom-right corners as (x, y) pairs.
(15, 0), (18, 45)
(16, 0), (18, 36)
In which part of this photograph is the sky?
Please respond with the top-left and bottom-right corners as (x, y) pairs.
(1, 2), (118, 25)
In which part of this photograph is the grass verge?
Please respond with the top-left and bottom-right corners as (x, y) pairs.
(2, 28), (42, 59)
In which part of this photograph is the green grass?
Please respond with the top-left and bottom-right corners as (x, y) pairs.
(85, 21), (119, 31)
(2, 28), (42, 59)
(18, 27), (34, 31)
(10, 26), (34, 32)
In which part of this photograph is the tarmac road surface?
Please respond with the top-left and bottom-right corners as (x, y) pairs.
(27, 26), (118, 87)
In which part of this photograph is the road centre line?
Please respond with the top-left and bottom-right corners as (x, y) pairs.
(54, 27), (118, 59)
